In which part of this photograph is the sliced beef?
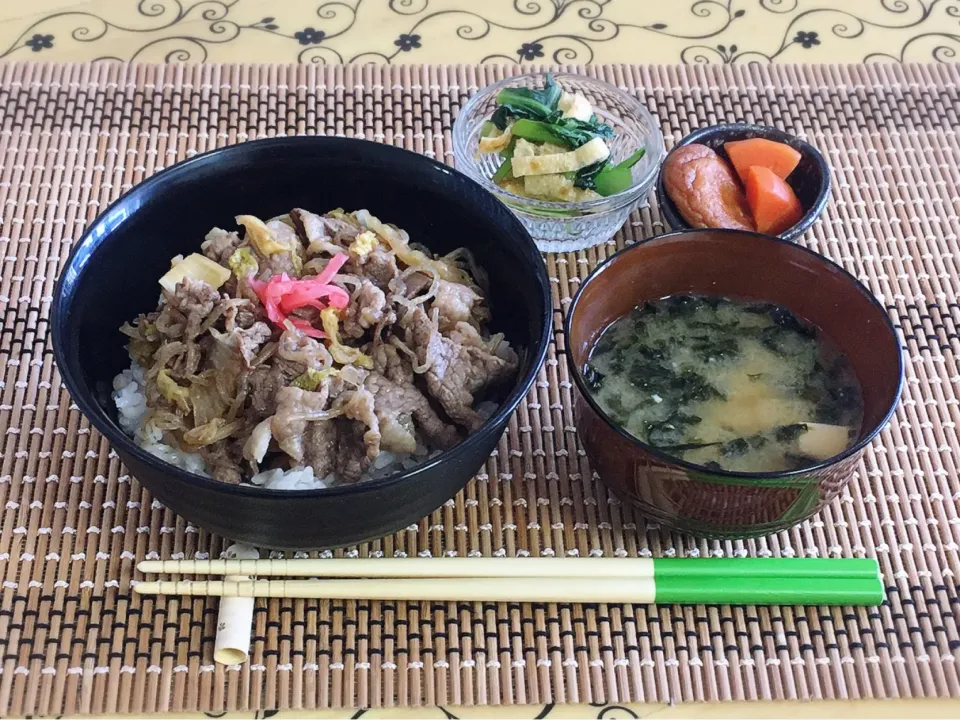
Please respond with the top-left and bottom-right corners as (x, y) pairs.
(365, 372), (459, 452)
(348, 248), (398, 290)
(432, 280), (482, 332)
(292, 208), (340, 256)
(201, 228), (244, 265)
(292, 209), (361, 255)
(303, 420), (338, 478)
(210, 321), (272, 369)
(248, 357), (305, 418)
(223, 299), (265, 331)
(336, 387), (380, 461)
(341, 280), (390, 339)
(269, 386), (332, 463)
(324, 216), (362, 244)
(199, 439), (243, 485)
(156, 278), (218, 340)
(408, 308), (518, 430)
(401, 271), (433, 299)
(201, 320), (270, 414)
(373, 343), (414, 385)
(157, 278), (221, 375)
(335, 419), (370, 483)
(169, 278), (219, 325)
(278, 328), (333, 370)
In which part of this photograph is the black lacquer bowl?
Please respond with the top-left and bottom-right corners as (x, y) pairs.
(52, 137), (551, 549)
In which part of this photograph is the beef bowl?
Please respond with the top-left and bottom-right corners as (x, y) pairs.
(565, 229), (902, 538)
(52, 137), (551, 549)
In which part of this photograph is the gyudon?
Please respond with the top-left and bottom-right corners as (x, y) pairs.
(113, 209), (519, 490)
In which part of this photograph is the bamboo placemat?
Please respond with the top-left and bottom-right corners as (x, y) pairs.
(0, 62), (959, 717)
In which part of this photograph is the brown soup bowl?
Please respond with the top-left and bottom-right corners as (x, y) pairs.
(565, 229), (903, 538)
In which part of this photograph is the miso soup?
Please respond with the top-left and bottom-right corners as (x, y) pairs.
(583, 295), (864, 473)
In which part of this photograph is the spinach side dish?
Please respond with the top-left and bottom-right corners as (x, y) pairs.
(476, 74), (645, 202)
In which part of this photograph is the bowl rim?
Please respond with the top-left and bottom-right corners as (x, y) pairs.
(52, 135), (552, 499)
(452, 71), (666, 215)
(654, 122), (831, 242)
(564, 228), (904, 481)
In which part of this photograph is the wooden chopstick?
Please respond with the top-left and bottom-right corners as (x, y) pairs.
(136, 557), (881, 580)
(132, 575), (885, 606)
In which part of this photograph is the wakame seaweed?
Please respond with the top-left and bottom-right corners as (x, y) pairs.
(583, 363), (604, 391)
(583, 293), (865, 473)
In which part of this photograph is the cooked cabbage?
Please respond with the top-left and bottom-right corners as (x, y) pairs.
(228, 247), (259, 280)
(159, 253), (230, 293)
(292, 367), (340, 391)
(183, 418), (242, 447)
(320, 308), (374, 369)
(156, 369), (191, 412)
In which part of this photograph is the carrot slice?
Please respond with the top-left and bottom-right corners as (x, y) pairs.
(744, 165), (804, 235)
(724, 138), (801, 184)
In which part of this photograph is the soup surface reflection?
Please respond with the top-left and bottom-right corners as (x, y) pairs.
(584, 295), (864, 473)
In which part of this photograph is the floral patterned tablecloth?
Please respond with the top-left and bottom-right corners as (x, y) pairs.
(0, 0), (957, 65)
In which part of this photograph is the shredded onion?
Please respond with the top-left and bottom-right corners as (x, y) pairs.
(250, 341), (277, 368)
(485, 332), (505, 354)
(389, 336), (432, 374)
(444, 247), (489, 293)
(393, 295), (416, 314)
(334, 274), (364, 293)
(226, 371), (250, 421)
(197, 304), (226, 336)
(287, 409), (343, 423)
(397, 266), (440, 306)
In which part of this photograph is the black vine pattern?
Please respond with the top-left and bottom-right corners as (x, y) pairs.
(0, 0), (955, 64)
(210, 702), (639, 717)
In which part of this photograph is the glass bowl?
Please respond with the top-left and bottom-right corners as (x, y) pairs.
(452, 72), (665, 253)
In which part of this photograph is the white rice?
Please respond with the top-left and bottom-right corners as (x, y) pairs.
(112, 360), (440, 490)
(249, 466), (331, 491)
(112, 363), (210, 477)
(112, 364), (149, 436)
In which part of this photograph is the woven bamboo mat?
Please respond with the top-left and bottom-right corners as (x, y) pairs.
(0, 61), (959, 717)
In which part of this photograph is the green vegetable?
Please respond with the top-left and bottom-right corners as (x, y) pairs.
(583, 363), (604, 391)
(490, 105), (513, 131)
(594, 147), (647, 196)
(511, 119), (569, 146)
(721, 438), (750, 457)
(492, 74), (562, 128)
(511, 117), (615, 151)
(573, 160), (606, 190)
(492, 158), (513, 183)
(500, 137), (517, 159)
(775, 424), (809, 443)
(480, 120), (499, 138)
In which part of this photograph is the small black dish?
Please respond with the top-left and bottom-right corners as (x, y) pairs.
(655, 123), (831, 243)
(52, 136), (552, 550)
